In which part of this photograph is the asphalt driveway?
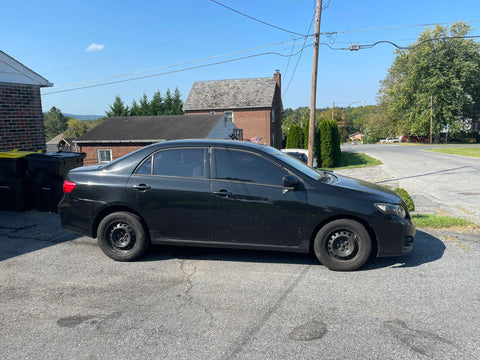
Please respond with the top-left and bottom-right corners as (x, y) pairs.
(1, 144), (479, 359)
(1, 208), (479, 360)
(339, 144), (480, 224)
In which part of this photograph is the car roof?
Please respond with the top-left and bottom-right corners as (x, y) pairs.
(147, 139), (277, 153)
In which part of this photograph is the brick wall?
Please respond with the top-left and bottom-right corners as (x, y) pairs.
(0, 83), (46, 152)
(78, 143), (151, 165)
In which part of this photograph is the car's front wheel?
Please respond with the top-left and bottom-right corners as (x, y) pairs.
(314, 219), (371, 271)
(97, 212), (149, 261)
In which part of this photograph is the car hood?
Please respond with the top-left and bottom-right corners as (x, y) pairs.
(330, 173), (401, 203)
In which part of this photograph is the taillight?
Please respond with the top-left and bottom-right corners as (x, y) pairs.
(63, 180), (77, 193)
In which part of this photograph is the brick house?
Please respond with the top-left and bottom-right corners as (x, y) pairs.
(183, 71), (283, 149)
(0, 50), (52, 152)
(75, 114), (237, 165)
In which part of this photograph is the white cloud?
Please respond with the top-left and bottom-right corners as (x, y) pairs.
(85, 43), (105, 52)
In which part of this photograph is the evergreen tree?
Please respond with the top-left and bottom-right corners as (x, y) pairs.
(150, 90), (163, 115)
(320, 119), (335, 168)
(163, 89), (174, 115)
(139, 93), (151, 115)
(130, 99), (140, 116)
(172, 87), (184, 114)
(105, 95), (129, 117)
(44, 106), (68, 140)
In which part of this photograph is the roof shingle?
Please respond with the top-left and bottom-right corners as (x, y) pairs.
(75, 114), (225, 142)
(183, 77), (277, 111)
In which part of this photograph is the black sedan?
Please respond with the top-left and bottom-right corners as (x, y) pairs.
(58, 140), (415, 271)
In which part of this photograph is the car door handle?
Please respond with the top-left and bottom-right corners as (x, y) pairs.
(213, 190), (232, 197)
(133, 184), (151, 191)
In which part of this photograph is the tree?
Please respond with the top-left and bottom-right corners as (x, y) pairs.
(319, 119), (340, 168)
(64, 118), (88, 138)
(172, 87), (184, 115)
(150, 90), (163, 115)
(378, 21), (480, 140)
(105, 95), (129, 117)
(138, 93), (151, 115)
(44, 106), (68, 140)
(130, 99), (140, 116)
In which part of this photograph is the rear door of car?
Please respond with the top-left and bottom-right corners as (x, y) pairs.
(210, 147), (307, 247)
(126, 147), (211, 242)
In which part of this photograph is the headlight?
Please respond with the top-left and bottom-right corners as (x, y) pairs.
(374, 203), (407, 218)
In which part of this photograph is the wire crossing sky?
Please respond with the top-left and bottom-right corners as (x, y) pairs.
(2, 0), (479, 115)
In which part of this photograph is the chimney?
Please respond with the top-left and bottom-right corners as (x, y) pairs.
(273, 70), (281, 90)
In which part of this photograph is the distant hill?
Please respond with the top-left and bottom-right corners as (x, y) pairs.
(64, 113), (103, 120)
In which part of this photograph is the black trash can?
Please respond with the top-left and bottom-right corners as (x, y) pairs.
(0, 151), (36, 211)
(26, 152), (86, 212)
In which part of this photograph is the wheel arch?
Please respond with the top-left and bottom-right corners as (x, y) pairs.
(92, 205), (149, 241)
(308, 215), (378, 257)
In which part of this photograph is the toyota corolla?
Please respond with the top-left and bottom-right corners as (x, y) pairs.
(58, 140), (415, 271)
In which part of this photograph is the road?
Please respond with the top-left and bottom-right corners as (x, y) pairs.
(0, 208), (479, 360)
(338, 144), (480, 224)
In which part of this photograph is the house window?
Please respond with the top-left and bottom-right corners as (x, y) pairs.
(271, 109), (275, 123)
(98, 149), (112, 164)
(224, 111), (233, 123)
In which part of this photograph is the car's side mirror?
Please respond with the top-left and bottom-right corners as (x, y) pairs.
(282, 175), (300, 189)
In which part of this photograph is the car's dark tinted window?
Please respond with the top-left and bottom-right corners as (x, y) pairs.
(214, 148), (287, 186)
(135, 156), (152, 175)
(151, 148), (205, 178)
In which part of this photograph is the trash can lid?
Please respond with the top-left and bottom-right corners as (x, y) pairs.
(0, 150), (42, 158)
(26, 152), (86, 160)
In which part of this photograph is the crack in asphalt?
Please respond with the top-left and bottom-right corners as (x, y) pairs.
(176, 259), (215, 332)
(219, 265), (311, 360)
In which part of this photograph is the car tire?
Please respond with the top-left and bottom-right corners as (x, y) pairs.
(97, 212), (150, 261)
(314, 219), (371, 271)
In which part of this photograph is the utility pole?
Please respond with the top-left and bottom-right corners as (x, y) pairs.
(430, 95), (433, 145)
(331, 102), (335, 121)
(307, 0), (322, 167)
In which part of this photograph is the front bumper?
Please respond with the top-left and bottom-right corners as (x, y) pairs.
(373, 217), (416, 257)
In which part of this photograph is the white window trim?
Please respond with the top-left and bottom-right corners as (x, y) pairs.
(97, 149), (112, 164)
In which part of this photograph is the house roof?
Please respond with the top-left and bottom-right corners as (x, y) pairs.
(0, 50), (52, 87)
(75, 114), (226, 143)
(183, 77), (278, 111)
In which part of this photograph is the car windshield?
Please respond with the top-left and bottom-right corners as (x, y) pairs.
(272, 152), (325, 181)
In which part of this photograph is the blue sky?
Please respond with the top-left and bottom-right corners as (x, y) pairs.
(2, 0), (479, 116)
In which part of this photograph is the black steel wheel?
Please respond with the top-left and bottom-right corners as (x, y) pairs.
(314, 219), (371, 271)
(97, 212), (149, 261)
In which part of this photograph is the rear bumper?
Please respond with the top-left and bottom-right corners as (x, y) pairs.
(58, 195), (102, 238)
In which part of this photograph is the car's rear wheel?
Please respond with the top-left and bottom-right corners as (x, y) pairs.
(314, 219), (371, 271)
(97, 212), (149, 261)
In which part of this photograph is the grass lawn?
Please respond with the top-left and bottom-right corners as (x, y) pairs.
(412, 214), (479, 230)
(425, 147), (480, 159)
(320, 151), (382, 170)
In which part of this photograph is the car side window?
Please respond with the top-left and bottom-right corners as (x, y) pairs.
(135, 156), (153, 175)
(150, 148), (205, 178)
(214, 148), (288, 186)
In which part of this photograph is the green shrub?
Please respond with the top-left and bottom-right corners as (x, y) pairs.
(394, 188), (415, 212)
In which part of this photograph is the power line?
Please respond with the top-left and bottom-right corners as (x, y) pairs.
(48, 39), (307, 90)
(320, 20), (480, 36)
(283, 2), (317, 97)
(42, 45), (313, 95)
(209, 0), (306, 37)
(337, 35), (480, 51)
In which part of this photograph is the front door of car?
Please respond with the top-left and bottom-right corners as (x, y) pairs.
(210, 148), (307, 247)
(126, 147), (211, 241)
